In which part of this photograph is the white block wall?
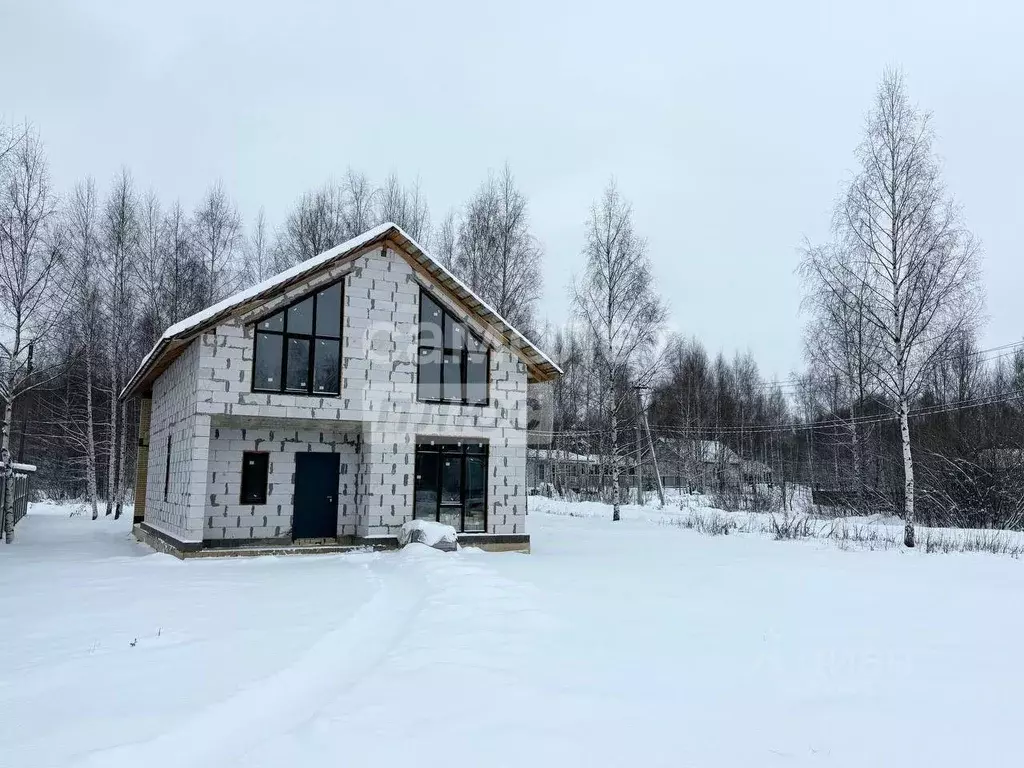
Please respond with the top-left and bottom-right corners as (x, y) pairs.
(144, 341), (209, 542)
(147, 244), (529, 542)
(204, 424), (360, 540)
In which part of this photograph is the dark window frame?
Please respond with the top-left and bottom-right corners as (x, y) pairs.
(251, 279), (344, 396)
(163, 435), (172, 502)
(416, 289), (490, 407)
(413, 441), (489, 533)
(240, 451), (270, 505)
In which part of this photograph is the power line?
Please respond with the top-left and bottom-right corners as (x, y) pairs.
(533, 388), (1024, 439)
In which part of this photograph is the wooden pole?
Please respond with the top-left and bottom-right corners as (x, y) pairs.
(643, 405), (666, 507)
(635, 391), (644, 506)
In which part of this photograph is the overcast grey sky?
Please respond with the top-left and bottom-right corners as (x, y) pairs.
(2, 0), (1021, 379)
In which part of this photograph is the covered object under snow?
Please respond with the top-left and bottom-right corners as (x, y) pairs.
(398, 520), (458, 551)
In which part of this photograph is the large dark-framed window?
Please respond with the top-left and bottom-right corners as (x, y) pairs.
(414, 440), (488, 533)
(240, 451), (269, 505)
(252, 280), (343, 395)
(417, 289), (489, 406)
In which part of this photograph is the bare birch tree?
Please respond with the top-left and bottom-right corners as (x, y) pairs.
(65, 178), (103, 519)
(455, 165), (542, 333)
(343, 169), (377, 237)
(378, 173), (430, 241)
(800, 242), (882, 512)
(241, 207), (277, 286)
(0, 121), (27, 174)
(163, 200), (204, 324)
(573, 179), (666, 521)
(275, 183), (347, 267)
(100, 169), (139, 518)
(433, 209), (459, 270)
(135, 190), (167, 347)
(807, 69), (982, 546)
(453, 182), (496, 298)
(0, 128), (66, 540)
(193, 180), (242, 304)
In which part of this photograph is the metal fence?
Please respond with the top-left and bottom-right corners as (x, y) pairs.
(2, 473), (32, 528)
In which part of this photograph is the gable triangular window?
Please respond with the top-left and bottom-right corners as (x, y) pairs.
(416, 288), (489, 406)
(252, 281), (343, 395)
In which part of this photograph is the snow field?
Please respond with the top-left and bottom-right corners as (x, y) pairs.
(2, 500), (1023, 767)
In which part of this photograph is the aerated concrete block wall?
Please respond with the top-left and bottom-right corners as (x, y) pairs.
(180, 244), (529, 540)
(144, 341), (209, 542)
(204, 425), (360, 540)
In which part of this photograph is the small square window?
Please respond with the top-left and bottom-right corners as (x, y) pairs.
(241, 452), (269, 504)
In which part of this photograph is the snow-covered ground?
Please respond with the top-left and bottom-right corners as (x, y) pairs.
(3, 500), (1023, 767)
(537, 493), (1024, 555)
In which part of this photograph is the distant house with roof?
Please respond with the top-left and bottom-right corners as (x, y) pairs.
(655, 438), (743, 492)
(526, 447), (636, 495)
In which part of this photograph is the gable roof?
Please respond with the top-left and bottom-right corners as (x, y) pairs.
(121, 223), (562, 399)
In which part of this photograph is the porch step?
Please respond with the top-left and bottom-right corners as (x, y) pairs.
(184, 543), (376, 559)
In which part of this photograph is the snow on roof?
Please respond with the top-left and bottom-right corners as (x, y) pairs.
(122, 223), (561, 399)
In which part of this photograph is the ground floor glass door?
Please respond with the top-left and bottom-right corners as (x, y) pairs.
(414, 441), (488, 533)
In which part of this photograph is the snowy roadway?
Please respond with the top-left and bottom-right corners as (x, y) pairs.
(2, 501), (1022, 767)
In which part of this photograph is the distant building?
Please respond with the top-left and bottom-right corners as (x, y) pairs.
(655, 438), (742, 492)
(527, 447), (635, 495)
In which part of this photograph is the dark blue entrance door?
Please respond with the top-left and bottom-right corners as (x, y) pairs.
(293, 452), (339, 540)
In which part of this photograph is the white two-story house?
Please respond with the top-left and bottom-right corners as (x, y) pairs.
(121, 223), (560, 556)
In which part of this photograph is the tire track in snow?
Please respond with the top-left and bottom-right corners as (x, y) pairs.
(228, 547), (553, 767)
(309, 547), (552, 730)
(70, 557), (431, 768)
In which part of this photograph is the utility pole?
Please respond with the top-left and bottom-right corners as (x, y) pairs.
(635, 390), (644, 506)
(643, 407), (666, 507)
(634, 386), (665, 508)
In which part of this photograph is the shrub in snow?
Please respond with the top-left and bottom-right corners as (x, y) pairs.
(919, 528), (1024, 557)
(823, 520), (899, 551)
(398, 520), (458, 552)
(675, 510), (736, 536)
(769, 512), (814, 541)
